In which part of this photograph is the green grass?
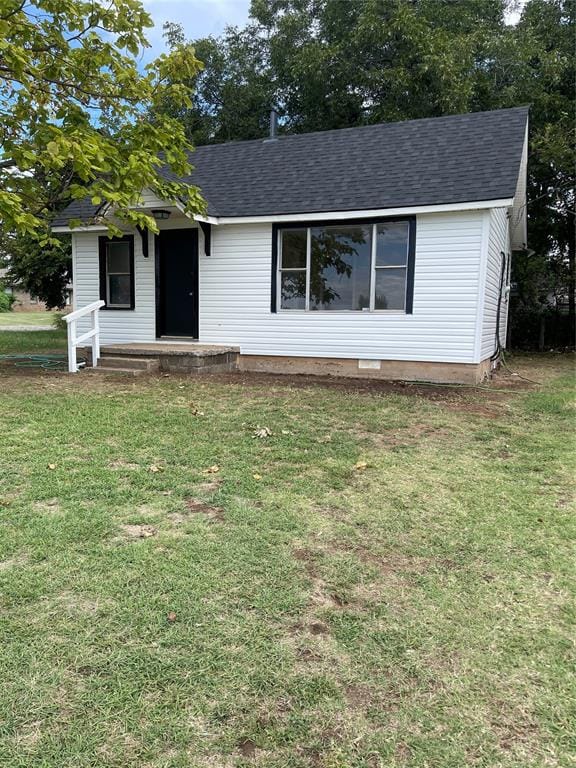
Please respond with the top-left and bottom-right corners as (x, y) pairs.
(0, 329), (66, 354)
(0, 311), (57, 327)
(0, 354), (574, 767)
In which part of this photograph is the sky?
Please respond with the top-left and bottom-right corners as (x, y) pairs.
(141, 0), (251, 60)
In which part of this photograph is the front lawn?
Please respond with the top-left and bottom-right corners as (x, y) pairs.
(0, 311), (58, 327)
(0, 354), (574, 767)
(0, 328), (66, 354)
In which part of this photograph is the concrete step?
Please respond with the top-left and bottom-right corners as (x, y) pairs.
(97, 355), (160, 372)
(80, 345), (239, 375)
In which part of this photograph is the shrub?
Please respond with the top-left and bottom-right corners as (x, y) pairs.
(52, 312), (68, 331)
(0, 290), (14, 313)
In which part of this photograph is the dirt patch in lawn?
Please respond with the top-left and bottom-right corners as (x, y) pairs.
(308, 620), (330, 635)
(109, 459), (140, 470)
(293, 546), (319, 575)
(183, 498), (225, 522)
(33, 498), (61, 514)
(196, 478), (222, 494)
(344, 683), (376, 711)
(117, 523), (157, 540)
(357, 551), (459, 575)
(237, 738), (258, 758)
(207, 369), (533, 403)
(447, 402), (504, 418)
(350, 423), (457, 449)
(301, 539), (458, 577)
(55, 591), (112, 616)
(293, 547), (346, 609)
(12, 719), (43, 750)
(0, 553), (29, 571)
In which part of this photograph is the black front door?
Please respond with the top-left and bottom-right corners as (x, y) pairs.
(156, 228), (199, 337)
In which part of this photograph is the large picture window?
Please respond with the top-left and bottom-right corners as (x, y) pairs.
(275, 218), (414, 313)
(98, 236), (135, 310)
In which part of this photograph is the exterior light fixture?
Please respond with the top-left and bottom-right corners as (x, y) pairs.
(151, 209), (171, 220)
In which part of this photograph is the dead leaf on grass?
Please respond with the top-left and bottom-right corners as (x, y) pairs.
(149, 464), (164, 473)
(252, 473), (262, 481)
(202, 465), (220, 475)
(253, 426), (272, 439)
(167, 611), (177, 623)
(353, 460), (368, 471)
(190, 404), (205, 416)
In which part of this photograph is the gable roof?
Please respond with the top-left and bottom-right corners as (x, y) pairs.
(53, 106), (528, 226)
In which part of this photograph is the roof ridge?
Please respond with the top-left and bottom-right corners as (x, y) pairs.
(192, 106), (530, 151)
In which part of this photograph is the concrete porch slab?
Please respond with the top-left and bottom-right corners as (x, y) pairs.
(100, 343), (240, 357)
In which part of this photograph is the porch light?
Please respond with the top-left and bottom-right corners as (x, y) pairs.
(151, 209), (171, 220)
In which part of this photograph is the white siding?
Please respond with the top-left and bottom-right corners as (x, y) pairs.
(73, 229), (156, 342)
(480, 207), (510, 360)
(199, 211), (485, 363)
(138, 189), (168, 208)
(72, 210), (488, 362)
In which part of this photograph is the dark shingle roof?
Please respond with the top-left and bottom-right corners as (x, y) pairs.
(53, 106), (528, 226)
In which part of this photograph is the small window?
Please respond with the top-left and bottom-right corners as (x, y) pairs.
(279, 229), (307, 309)
(374, 222), (409, 310)
(99, 236), (134, 310)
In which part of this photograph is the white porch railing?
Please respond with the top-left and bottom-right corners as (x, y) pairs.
(64, 300), (105, 373)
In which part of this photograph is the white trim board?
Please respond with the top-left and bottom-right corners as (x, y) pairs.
(212, 199), (514, 225)
(51, 198), (513, 232)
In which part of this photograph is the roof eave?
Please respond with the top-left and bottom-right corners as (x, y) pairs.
(211, 198), (515, 225)
(52, 197), (514, 232)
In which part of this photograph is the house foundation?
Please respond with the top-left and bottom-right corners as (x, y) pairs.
(238, 355), (493, 385)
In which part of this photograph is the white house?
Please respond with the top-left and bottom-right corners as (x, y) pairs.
(52, 106), (529, 383)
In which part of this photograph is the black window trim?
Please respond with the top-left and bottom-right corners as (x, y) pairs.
(98, 234), (135, 311)
(271, 215), (416, 315)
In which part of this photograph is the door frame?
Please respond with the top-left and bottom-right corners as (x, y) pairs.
(154, 228), (199, 339)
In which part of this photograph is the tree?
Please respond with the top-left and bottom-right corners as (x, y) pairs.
(159, 21), (273, 145)
(510, 0), (575, 346)
(0, 232), (72, 309)
(161, 0), (512, 141)
(0, 0), (206, 242)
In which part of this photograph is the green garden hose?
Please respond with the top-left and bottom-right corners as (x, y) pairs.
(0, 354), (86, 370)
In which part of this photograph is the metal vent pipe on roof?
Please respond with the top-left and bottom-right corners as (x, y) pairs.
(269, 108), (278, 140)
